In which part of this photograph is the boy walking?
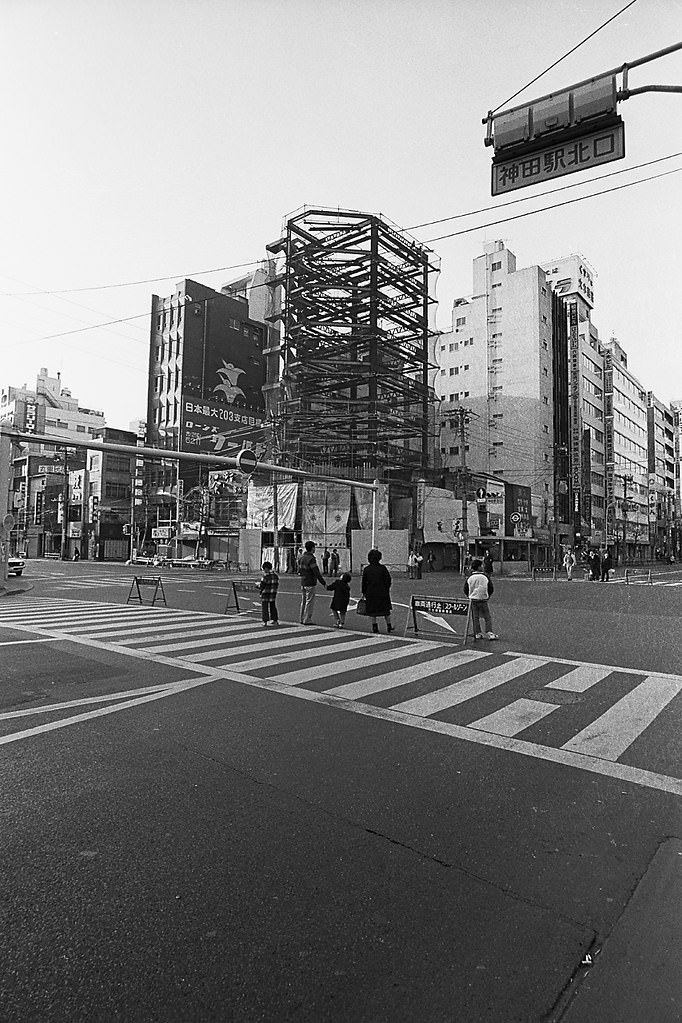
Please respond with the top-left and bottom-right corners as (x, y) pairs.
(464, 558), (498, 641)
(259, 561), (279, 627)
(327, 572), (352, 627)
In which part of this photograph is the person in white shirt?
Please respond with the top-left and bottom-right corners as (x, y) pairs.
(562, 549), (576, 581)
(464, 559), (498, 641)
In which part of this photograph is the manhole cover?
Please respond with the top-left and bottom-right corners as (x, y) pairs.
(526, 688), (584, 705)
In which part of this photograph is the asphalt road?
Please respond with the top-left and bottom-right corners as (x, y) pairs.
(1, 561), (681, 1022)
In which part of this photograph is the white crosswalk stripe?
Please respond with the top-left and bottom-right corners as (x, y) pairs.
(2, 598), (682, 792)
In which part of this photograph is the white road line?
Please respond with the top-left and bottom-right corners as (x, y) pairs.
(503, 651), (682, 682)
(109, 620), (254, 644)
(183, 631), (373, 664)
(561, 675), (682, 760)
(0, 681), (178, 719)
(390, 657), (542, 716)
(66, 612), (199, 634)
(0, 678), (214, 748)
(0, 638), (62, 647)
(0, 607), (149, 625)
(467, 698), (558, 737)
(545, 665), (613, 692)
(326, 649), (491, 700)
(143, 625), (302, 654)
(270, 641), (435, 686)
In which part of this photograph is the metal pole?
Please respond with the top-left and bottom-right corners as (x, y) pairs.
(458, 409), (470, 575)
(371, 481), (378, 548)
(60, 446), (69, 560)
(272, 477), (279, 571)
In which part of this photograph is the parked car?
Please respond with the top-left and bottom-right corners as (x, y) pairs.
(8, 555), (25, 577)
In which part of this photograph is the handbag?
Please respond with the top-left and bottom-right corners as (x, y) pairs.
(356, 597), (367, 616)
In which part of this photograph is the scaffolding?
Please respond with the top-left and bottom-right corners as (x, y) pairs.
(266, 208), (440, 481)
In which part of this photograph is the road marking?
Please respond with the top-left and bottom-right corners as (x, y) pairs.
(187, 633), (392, 666)
(562, 675), (682, 760)
(504, 651), (682, 682)
(0, 678), (213, 748)
(0, 681), (178, 719)
(271, 642), (435, 686)
(467, 697), (557, 737)
(0, 638), (62, 647)
(110, 619), (256, 644)
(545, 665), (613, 692)
(66, 612), (199, 634)
(326, 649), (491, 700)
(144, 625), (305, 655)
(390, 657), (542, 716)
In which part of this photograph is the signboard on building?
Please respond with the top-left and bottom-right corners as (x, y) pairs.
(504, 483), (532, 537)
(569, 303), (582, 493)
(180, 396), (266, 457)
(492, 121), (625, 195)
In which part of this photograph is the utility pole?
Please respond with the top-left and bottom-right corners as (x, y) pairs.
(453, 408), (472, 575)
(616, 472), (634, 566)
(60, 445), (69, 560)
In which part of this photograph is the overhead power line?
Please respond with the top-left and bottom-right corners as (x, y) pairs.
(491, 0), (639, 113)
(424, 164), (682, 243)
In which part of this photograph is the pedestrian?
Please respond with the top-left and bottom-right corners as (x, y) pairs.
(562, 548), (576, 581)
(415, 551), (423, 579)
(322, 547), (330, 575)
(327, 572), (352, 628)
(600, 548), (612, 582)
(361, 549), (394, 634)
(426, 550), (435, 572)
(259, 561), (280, 627)
(407, 550), (417, 580)
(482, 551), (493, 578)
(464, 558), (498, 641)
(587, 549), (601, 581)
(330, 547), (340, 577)
(72, 547), (80, 562)
(298, 540), (326, 624)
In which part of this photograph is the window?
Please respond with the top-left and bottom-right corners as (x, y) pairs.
(543, 396), (549, 405)
(492, 385), (503, 393)
(76, 425), (86, 433)
(492, 306), (502, 313)
(492, 413), (503, 420)
(45, 419), (56, 427)
(492, 358), (502, 365)
(492, 332), (502, 339)
(454, 367), (459, 376)
(449, 368), (455, 376)
(543, 424), (549, 433)
(440, 369), (446, 376)
(491, 260), (502, 271)
(454, 342), (459, 351)
(449, 343), (454, 352)
(492, 282), (501, 289)
(493, 441), (503, 447)
(463, 391), (470, 398)
(448, 394), (455, 403)
(455, 316), (466, 327)
(542, 341), (548, 350)
(450, 446), (459, 455)
(440, 345), (445, 352)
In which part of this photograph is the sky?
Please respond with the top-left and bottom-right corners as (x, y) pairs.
(2, 0), (682, 430)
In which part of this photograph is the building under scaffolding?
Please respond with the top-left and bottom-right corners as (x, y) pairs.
(265, 208), (440, 481)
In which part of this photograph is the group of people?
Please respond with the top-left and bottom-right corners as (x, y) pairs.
(562, 547), (612, 582)
(259, 540), (394, 633)
(407, 549), (436, 578)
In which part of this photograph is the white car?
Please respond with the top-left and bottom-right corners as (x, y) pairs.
(8, 555), (25, 577)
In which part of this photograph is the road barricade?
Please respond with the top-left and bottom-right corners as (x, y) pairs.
(224, 579), (260, 614)
(404, 594), (472, 643)
(127, 575), (167, 607)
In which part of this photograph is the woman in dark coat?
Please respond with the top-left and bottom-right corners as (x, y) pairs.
(361, 549), (394, 634)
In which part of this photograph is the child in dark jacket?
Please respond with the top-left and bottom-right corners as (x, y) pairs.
(327, 572), (351, 628)
(259, 561), (279, 626)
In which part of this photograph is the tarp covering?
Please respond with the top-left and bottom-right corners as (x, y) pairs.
(246, 483), (298, 530)
(301, 482), (350, 544)
(353, 483), (390, 531)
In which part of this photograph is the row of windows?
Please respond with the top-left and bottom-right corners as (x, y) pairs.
(440, 365), (471, 376)
(446, 391), (471, 402)
(612, 385), (646, 420)
(440, 445), (470, 455)
(613, 368), (644, 401)
(582, 353), (603, 379)
(583, 399), (603, 421)
(613, 407), (647, 440)
(614, 431), (647, 459)
(582, 377), (603, 399)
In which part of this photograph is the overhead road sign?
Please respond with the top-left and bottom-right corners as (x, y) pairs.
(484, 41), (682, 196)
(492, 120), (624, 195)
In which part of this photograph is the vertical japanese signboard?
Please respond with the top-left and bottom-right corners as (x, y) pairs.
(569, 303), (582, 517)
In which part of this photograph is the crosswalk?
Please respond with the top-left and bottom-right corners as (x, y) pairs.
(2, 598), (682, 794)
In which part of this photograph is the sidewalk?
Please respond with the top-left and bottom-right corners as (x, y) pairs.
(0, 578), (32, 598)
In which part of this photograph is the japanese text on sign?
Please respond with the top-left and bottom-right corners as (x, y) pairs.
(413, 596), (469, 616)
(492, 122), (625, 195)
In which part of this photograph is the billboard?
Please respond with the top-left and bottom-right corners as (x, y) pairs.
(504, 482), (532, 537)
(180, 294), (266, 456)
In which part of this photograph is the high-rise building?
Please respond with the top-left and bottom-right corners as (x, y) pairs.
(436, 241), (554, 528)
(541, 256), (606, 548)
(647, 392), (676, 557)
(602, 338), (650, 562)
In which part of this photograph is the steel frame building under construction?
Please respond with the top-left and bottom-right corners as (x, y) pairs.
(266, 208), (440, 482)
